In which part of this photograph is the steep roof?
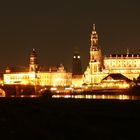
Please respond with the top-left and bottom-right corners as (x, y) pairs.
(38, 66), (58, 72)
(102, 73), (132, 82)
(5, 66), (29, 73)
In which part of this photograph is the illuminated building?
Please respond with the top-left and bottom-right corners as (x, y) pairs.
(3, 25), (140, 89)
(4, 67), (31, 85)
(4, 49), (72, 87)
(84, 24), (106, 84)
(29, 48), (38, 72)
(84, 24), (140, 85)
(104, 54), (140, 80)
(37, 64), (72, 87)
(101, 73), (131, 89)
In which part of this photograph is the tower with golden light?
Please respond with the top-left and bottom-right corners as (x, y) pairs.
(29, 48), (38, 72)
(84, 24), (105, 84)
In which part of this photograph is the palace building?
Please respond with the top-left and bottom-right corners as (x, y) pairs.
(104, 54), (140, 80)
(4, 49), (72, 87)
(84, 24), (140, 86)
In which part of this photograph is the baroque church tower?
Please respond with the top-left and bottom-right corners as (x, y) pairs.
(89, 24), (103, 71)
(29, 48), (38, 72)
(84, 24), (104, 84)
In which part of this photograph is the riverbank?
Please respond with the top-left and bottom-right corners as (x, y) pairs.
(0, 97), (140, 139)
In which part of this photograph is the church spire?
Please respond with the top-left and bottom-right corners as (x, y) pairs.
(93, 24), (95, 31)
(89, 24), (103, 68)
(91, 24), (98, 49)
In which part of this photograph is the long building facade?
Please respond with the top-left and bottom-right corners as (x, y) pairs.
(104, 54), (140, 80)
(4, 49), (72, 87)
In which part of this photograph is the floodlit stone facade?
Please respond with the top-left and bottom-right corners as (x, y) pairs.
(4, 49), (72, 87)
(84, 24), (140, 85)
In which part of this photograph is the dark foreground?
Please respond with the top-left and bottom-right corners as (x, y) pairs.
(0, 97), (140, 140)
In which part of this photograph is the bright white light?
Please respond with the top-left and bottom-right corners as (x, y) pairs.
(50, 87), (57, 91)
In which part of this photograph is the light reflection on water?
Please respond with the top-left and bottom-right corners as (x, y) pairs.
(52, 94), (140, 100)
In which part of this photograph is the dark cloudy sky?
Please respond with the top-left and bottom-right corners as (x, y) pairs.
(0, 0), (140, 71)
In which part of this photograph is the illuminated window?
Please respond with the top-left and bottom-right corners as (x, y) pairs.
(78, 56), (80, 59)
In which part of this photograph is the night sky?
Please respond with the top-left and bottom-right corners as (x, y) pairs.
(0, 0), (140, 71)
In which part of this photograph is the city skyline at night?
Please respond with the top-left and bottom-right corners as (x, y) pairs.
(0, 2), (140, 139)
(3, 24), (140, 89)
(0, 0), (140, 71)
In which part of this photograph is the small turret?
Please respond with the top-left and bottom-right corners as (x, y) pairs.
(127, 48), (129, 55)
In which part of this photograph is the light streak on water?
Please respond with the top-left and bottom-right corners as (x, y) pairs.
(52, 94), (140, 100)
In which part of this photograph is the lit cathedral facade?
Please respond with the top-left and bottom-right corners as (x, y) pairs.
(84, 24), (105, 84)
(84, 24), (140, 85)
